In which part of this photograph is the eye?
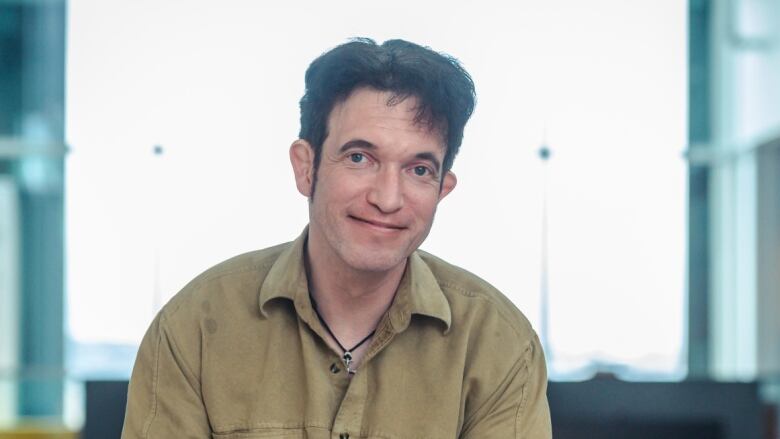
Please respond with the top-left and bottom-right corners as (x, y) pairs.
(349, 153), (365, 163)
(413, 165), (430, 177)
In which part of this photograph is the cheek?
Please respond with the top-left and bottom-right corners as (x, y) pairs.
(318, 173), (365, 209)
(408, 192), (441, 222)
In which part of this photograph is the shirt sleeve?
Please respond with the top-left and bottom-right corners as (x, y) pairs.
(121, 312), (212, 438)
(460, 334), (552, 439)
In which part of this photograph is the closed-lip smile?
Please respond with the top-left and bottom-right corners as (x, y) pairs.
(349, 215), (406, 230)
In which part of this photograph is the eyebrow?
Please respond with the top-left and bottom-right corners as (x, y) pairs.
(338, 139), (376, 154)
(414, 152), (442, 173)
(338, 139), (442, 173)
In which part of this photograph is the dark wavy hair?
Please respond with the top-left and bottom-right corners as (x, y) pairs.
(298, 38), (476, 190)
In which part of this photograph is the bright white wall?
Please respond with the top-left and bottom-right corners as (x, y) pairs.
(66, 0), (687, 379)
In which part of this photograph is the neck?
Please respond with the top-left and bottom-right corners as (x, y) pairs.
(304, 231), (406, 345)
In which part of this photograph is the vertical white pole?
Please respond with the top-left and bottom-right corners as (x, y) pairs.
(0, 176), (19, 424)
(539, 144), (552, 365)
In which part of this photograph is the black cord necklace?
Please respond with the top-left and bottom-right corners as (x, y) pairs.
(310, 294), (375, 375)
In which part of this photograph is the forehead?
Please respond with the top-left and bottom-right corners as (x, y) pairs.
(325, 88), (446, 153)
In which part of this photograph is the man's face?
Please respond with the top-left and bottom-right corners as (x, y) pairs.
(291, 87), (457, 273)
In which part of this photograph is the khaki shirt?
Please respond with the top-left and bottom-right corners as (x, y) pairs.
(122, 230), (551, 439)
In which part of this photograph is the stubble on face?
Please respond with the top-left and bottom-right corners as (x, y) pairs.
(304, 88), (453, 276)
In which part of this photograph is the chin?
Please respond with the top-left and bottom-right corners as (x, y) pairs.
(340, 248), (408, 273)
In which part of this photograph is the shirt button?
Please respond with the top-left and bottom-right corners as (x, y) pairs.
(330, 363), (340, 374)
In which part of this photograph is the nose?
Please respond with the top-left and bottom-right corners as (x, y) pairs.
(366, 168), (404, 213)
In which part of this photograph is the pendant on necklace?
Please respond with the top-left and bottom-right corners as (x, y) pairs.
(343, 351), (355, 375)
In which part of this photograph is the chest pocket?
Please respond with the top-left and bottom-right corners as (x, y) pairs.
(212, 429), (304, 439)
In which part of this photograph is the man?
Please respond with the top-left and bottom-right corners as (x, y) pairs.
(122, 38), (551, 439)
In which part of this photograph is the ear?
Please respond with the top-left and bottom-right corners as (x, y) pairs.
(290, 139), (315, 197)
(438, 171), (457, 201)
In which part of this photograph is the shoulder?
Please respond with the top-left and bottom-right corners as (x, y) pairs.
(415, 250), (547, 432)
(417, 249), (536, 344)
(145, 242), (293, 375)
(160, 241), (291, 325)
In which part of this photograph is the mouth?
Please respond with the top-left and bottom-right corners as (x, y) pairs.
(348, 215), (406, 231)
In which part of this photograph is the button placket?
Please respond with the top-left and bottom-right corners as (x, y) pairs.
(330, 361), (368, 439)
(327, 301), (401, 439)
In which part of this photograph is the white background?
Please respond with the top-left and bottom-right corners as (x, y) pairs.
(66, 0), (687, 379)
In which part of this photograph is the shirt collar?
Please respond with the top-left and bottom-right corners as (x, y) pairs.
(386, 251), (452, 333)
(258, 228), (310, 317)
(258, 228), (451, 333)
